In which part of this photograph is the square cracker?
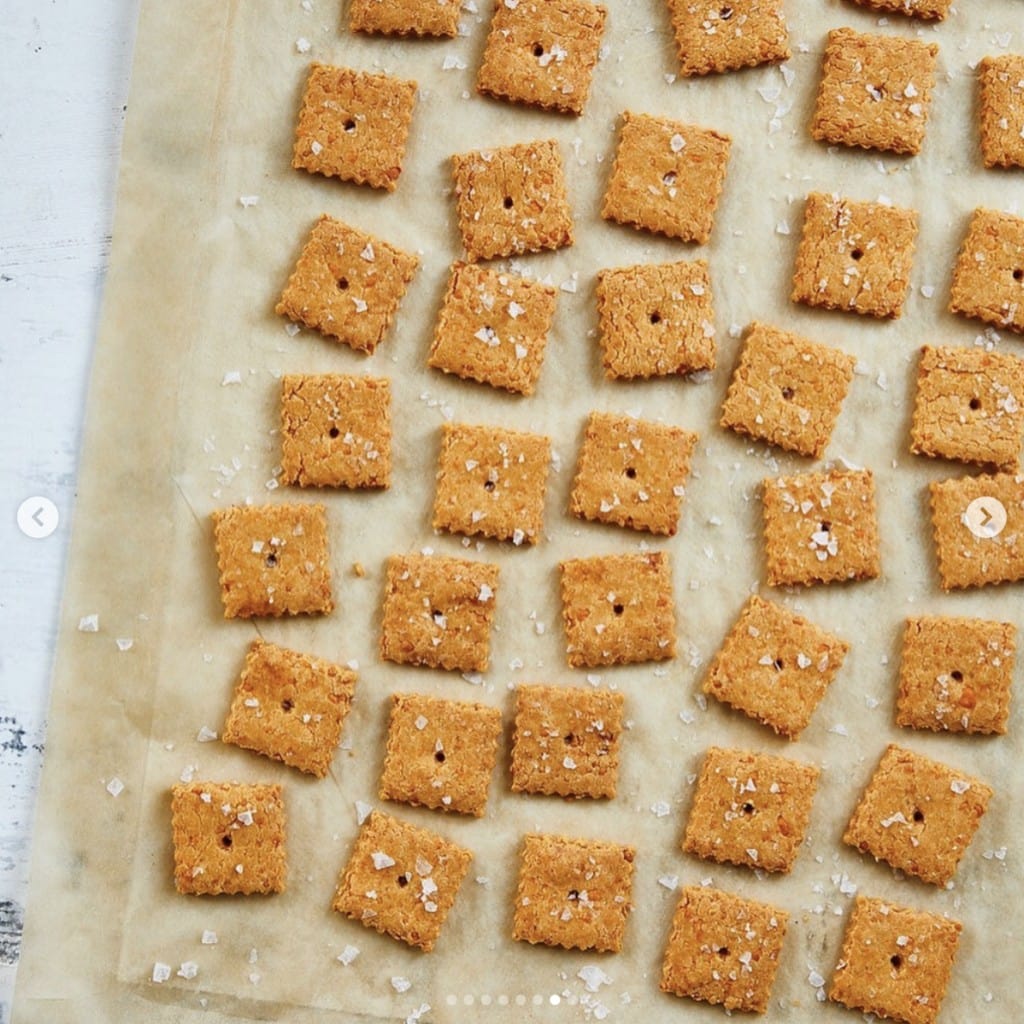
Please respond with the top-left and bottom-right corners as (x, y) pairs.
(569, 412), (698, 536)
(476, 0), (607, 116)
(762, 469), (881, 588)
(791, 192), (918, 319)
(910, 345), (1024, 472)
(211, 503), (333, 618)
(602, 112), (731, 245)
(171, 781), (286, 895)
(432, 422), (551, 544)
(703, 595), (850, 739)
(896, 616), (1016, 735)
(948, 208), (1024, 335)
(843, 744), (993, 886)
(291, 64), (417, 192)
(721, 322), (856, 459)
(597, 260), (716, 379)
(222, 640), (357, 777)
(929, 472), (1024, 590)
(810, 28), (939, 157)
(665, 0), (790, 78)
(332, 810), (472, 952)
(660, 886), (789, 1014)
(281, 374), (391, 488)
(379, 692), (503, 817)
(428, 261), (557, 395)
(451, 139), (574, 262)
(510, 684), (625, 800)
(682, 746), (820, 874)
(830, 896), (961, 1024)
(380, 553), (500, 672)
(846, 0), (952, 19)
(559, 552), (676, 667)
(275, 215), (419, 353)
(349, 0), (461, 37)
(512, 833), (635, 953)
(979, 54), (1024, 169)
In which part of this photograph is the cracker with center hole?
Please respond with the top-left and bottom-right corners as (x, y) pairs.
(559, 552), (676, 667)
(432, 422), (551, 544)
(896, 616), (1016, 735)
(929, 471), (1024, 590)
(281, 374), (391, 488)
(791, 192), (918, 319)
(910, 345), (1024, 472)
(682, 746), (820, 874)
(810, 28), (939, 156)
(476, 0), (607, 116)
(721, 322), (856, 458)
(843, 744), (993, 886)
(349, 0), (461, 36)
(569, 412), (698, 536)
(597, 260), (716, 379)
(846, 0), (952, 19)
(948, 208), (1024, 334)
(762, 469), (881, 587)
(332, 810), (472, 952)
(451, 139), (574, 261)
(512, 833), (635, 952)
(830, 896), (961, 1024)
(211, 503), (333, 618)
(703, 594), (850, 739)
(171, 782), (286, 895)
(291, 64), (417, 192)
(222, 640), (356, 777)
(275, 215), (419, 353)
(428, 261), (557, 395)
(660, 886), (789, 1014)
(379, 693), (503, 817)
(510, 684), (625, 799)
(979, 54), (1024, 169)
(665, 0), (790, 78)
(380, 553), (500, 672)
(602, 112), (731, 245)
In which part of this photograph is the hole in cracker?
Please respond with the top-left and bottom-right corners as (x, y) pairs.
(890, 954), (903, 969)
(612, 603), (624, 616)
(969, 397), (981, 411)
(484, 479), (496, 491)
(662, 171), (677, 187)
(951, 669), (964, 682)
(820, 521), (831, 533)
(851, 248), (864, 261)
(719, 5), (733, 19)
(432, 609), (446, 625)
(265, 552), (278, 568)
(564, 733), (576, 745)
(221, 834), (233, 848)
(773, 658), (784, 671)
(282, 699), (294, 713)
(329, 426), (340, 438)
(567, 889), (580, 901)
(533, 43), (544, 57)
(343, 118), (356, 133)
(742, 802), (755, 815)
(913, 808), (924, 823)
(337, 277), (350, 291)
(649, 311), (662, 324)
(717, 946), (730, 957)
(1014, 268), (1023, 282)
(625, 467), (637, 479)
(781, 386), (795, 401)
(397, 874), (409, 887)
(435, 749), (446, 763)
(503, 196), (514, 209)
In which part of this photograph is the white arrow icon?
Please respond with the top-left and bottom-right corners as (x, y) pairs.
(964, 497), (1007, 540)
(16, 497), (59, 539)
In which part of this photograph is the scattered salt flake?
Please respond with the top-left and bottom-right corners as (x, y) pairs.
(808, 969), (825, 988)
(178, 961), (199, 980)
(651, 800), (671, 818)
(560, 273), (579, 293)
(757, 83), (782, 103)
(578, 965), (612, 993)
(106, 777), (125, 798)
(295, 37), (311, 53)
(414, 715), (429, 731)
(405, 1005), (431, 1024)
(238, 195), (259, 208)
(152, 963), (172, 983)
(285, 322), (301, 337)
(950, 778), (971, 794)
(478, 583), (494, 601)
(776, 221), (790, 235)
(180, 764), (197, 783)
(78, 614), (100, 633)
(355, 800), (373, 825)
(982, 847), (1007, 861)
(669, 133), (686, 153)
(115, 637), (134, 652)
(563, 755), (577, 770)
(442, 54), (468, 70)
(201, 930), (218, 945)
(658, 874), (679, 890)
(372, 851), (396, 870)
(829, 723), (849, 736)
(508, 300), (526, 318)
(337, 944), (360, 966)
(392, 977), (412, 994)
(196, 725), (218, 743)
(462, 672), (484, 686)
(920, 284), (935, 299)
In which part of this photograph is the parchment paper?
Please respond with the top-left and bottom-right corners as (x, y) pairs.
(13, 0), (1024, 1021)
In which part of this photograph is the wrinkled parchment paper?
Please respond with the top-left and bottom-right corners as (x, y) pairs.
(13, 0), (1024, 1021)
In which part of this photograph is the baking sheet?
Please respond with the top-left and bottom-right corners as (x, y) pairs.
(12, 0), (1024, 1021)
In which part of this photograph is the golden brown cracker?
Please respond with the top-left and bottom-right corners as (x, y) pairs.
(601, 112), (731, 245)
(350, 0), (461, 36)
(948, 208), (1024, 334)
(721, 322), (856, 458)
(211, 503), (333, 618)
(171, 781), (286, 895)
(979, 54), (1024, 169)
(380, 553), (500, 672)
(703, 594), (850, 739)
(275, 215), (419, 353)
(682, 746), (820, 874)
(222, 640), (356, 777)
(846, 0), (952, 18)
(512, 833), (635, 952)
(559, 552), (676, 667)
(569, 412), (698, 536)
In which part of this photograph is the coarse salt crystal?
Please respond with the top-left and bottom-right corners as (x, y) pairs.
(337, 944), (360, 965)
(201, 930), (218, 945)
(152, 963), (172, 983)
(115, 637), (134, 651)
(106, 777), (124, 797)
(238, 195), (259, 208)
(578, 965), (612, 992)
(950, 778), (971, 794)
(651, 800), (671, 817)
(670, 133), (685, 152)
(295, 37), (311, 53)
(178, 961), (199, 980)
(658, 874), (679, 890)
(196, 726), (218, 743)
(391, 977), (412, 993)
(355, 800), (373, 824)
(78, 614), (100, 633)
(372, 851), (396, 869)
(414, 715), (429, 731)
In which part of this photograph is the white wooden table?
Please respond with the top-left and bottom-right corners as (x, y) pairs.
(0, 2), (140, 1018)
